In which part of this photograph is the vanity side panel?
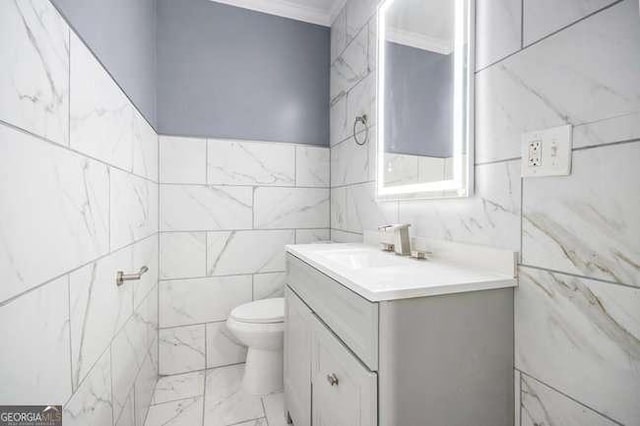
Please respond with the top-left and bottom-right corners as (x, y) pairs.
(378, 288), (514, 426)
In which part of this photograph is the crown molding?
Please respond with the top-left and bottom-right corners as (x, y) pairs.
(386, 27), (453, 54)
(210, 0), (336, 26)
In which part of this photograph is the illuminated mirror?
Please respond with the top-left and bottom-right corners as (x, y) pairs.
(377, 0), (474, 199)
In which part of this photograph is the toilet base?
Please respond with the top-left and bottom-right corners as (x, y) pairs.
(242, 348), (283, 395)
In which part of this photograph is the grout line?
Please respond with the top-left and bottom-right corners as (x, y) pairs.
(66, 276), (74, 394)
(158, 227), (329, 234)
(158, 181), (328, 190)
(518, 370), (626, 426)
(0, 119), (159, 185)
(475, 0), (624, 74)
(0, 233), (159, 308)
(160, 132), (329, 150)
(520, 0), (524, 49)
(158, 319), (228, 331)
(573, 137), (640, 152)
(517, 263), (638, 289)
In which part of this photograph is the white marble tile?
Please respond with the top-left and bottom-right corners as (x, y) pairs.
(152, 371), (205, 405)
(524, 0), (616, 46)
(253, 272), (287, 300)
(331, 182), (398, 234)
(206, 322), (247, 368)
(207, 139), (295, 186)
(295, 229), (330, 244)
(145, 397), (203, 426)
(475, 1), (640, 163)
(0, 277), (71, 404)
(331, 6), (347, 63)
(204, 365), (264, 426)
(69, 247), (134, 389)
(347, 72), (376, 128)
(254, 187), (330, 229)
(417, 156), (447, 183)
(0, 0), (69, 145)
(331, 138), (371, 186)
(206, 230), (294, 276)
(383, 153), (419, 186)
(132, 111), (158, 182)
(515, 266), (640, 425)
(399, 161), (521, 251)
(331, 28), (369, 104)
(573, 111), (640, 150)
(111, 168), (158, 250)
(523, 143), (640, 287)
(234, 419), (268, 426)
(346, 0), (377, 42)
(160, 232), (207, 279)
(133, 286), (159, 364)
(295, 146), (330, 187)
(63, 349), (112, 426)
(132, 236), (159, 308)
(160, 136), (207, 184)
(115, 392), (134, 426)
(160, 184), (253, 232)
(330, 229), (364, 243)
(70, 32), (135, 171)
(367, 18), (377, 72)
(0, 124), (109, 302)
(475, 0), (522, 70)
(262, 392), (288, 426)
(330, 91), (349, 145)
(112, 308), (153, 417)
(159, 325), (206, 375)
(160, 276), (252, 328)
(521, 375), (618, 426)
(135, 351), (159, 426)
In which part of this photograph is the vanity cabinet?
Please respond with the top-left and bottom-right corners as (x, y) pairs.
(285, 253), (515, 426)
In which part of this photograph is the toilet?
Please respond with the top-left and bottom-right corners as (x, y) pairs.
(226, 297), (285, 395)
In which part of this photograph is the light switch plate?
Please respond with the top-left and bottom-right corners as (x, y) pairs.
(521, 124), (572, 177)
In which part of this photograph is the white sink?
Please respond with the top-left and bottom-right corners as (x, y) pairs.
(286, 242), (517, 301)
(316, 247), (406, 269)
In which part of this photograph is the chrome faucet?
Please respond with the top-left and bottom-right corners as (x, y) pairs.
(378, 224), (411, 256)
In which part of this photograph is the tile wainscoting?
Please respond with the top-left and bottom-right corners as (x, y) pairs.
(0, 0), (159, 425)
(158, 136), (330, 375)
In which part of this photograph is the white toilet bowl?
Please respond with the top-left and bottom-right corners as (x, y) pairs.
(226, 297), (285, 395)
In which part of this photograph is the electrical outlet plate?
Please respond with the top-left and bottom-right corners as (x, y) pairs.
(521, 124), (573, 177)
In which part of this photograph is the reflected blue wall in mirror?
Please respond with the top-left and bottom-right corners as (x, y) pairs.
(385, 42), (453, 158)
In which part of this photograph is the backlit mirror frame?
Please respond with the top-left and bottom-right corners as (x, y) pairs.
(376, 0), (475, 200)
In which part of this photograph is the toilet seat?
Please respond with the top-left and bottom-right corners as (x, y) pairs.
(229, 297), (284, 324)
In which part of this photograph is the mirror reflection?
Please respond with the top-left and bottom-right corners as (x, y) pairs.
(377, 0), (473, 198)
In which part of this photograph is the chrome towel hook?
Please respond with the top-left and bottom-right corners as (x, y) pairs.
(116, 266), (149, 287)
(353, 114), (368, 146)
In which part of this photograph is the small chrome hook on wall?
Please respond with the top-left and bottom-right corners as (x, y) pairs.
(353, 114), (368, 146)
(116, 266), (149, 287)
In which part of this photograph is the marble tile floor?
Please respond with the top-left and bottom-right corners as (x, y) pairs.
(144, 364), (290, 426)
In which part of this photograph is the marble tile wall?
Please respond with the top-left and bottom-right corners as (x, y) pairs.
(158, 136), (330, 375)
(0, 1), (159, 425)
(329, 0), (640, 424)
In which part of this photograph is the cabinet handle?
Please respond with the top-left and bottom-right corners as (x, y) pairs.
(326, 373), (339, 386)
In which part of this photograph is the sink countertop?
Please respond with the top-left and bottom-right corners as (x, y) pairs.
(286, 243), (517, 302)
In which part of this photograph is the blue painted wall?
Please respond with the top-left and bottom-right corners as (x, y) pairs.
(385, 42), (453, 157)
(156, 0), (330, 146)
(51, 0), (157, 127)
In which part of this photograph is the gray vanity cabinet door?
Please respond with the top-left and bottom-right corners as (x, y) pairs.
(311, 314), (377, 426)
(284, 287), (312, 426)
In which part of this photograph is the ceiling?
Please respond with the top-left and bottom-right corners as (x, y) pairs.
(210, 0), (346, 26)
